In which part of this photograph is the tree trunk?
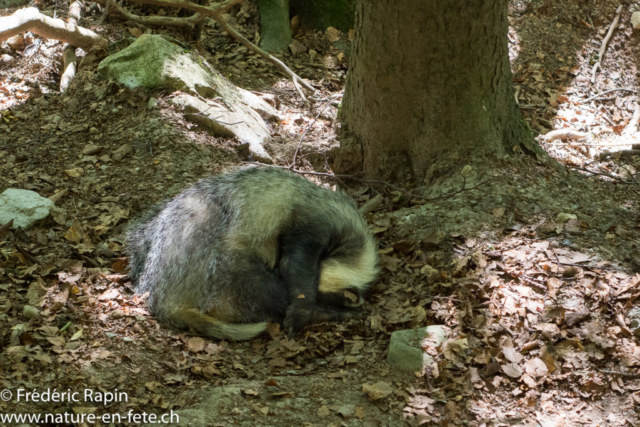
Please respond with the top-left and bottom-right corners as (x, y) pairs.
(289, 0), (355, 32)
(337, 0), (541, 182)
(258, 0), (292, 52)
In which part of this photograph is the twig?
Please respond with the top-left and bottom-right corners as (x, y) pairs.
(548, 259), (622, 271)
(590, 5), (623, 83)
(15, 243), (40, 265)
(581, 88), (635, 103)
(546, 142), (637, 147)
(290, 96), (336, 169)
(242, 162), (492, 202)
(599, 370), (640, 378)
(212, 14), (314, 106)
(541, 129), (588, 142)
(567, 165), (631, 184)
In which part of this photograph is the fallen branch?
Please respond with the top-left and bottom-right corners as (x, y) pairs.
(0, 7), (107, 51)
(568, 165), (631, 184)
(591, 5), (623, 83)
(581, 87), (635, 103)
(213, 11), (314, 106)
(110, 1), (205, 28)
(60, 1), (82, 92)
(540, 129), (589, 142)
(126, 0), (315, 105)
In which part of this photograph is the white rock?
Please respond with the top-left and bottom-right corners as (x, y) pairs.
(0, 189), (55, 229)
(632, 12), (640, 30)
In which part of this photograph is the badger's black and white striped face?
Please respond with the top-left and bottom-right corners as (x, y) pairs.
(318, 235), (379, 306)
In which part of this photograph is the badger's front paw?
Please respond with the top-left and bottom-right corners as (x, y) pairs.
(283, 303), (315, 338)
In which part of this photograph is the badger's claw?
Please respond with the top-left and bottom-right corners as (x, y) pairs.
(283, 303), (315, 337)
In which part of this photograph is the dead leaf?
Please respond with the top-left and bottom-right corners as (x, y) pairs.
(325, 27), (340, 42)
(128, 27), (143, 37)
(187, 337), (205, 353)
(502, 363), (523, 378)
(523, 358), (548, 378)
(362, 381), (393, 400)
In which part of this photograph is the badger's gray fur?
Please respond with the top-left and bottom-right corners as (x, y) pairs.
(126, 166), (379, 340)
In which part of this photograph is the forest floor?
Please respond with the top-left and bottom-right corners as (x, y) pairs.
(2, 0), (640, 426)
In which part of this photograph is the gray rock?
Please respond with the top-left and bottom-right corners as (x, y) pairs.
(99, 34), (279, 162)
(387, 325), (449, 373)
(23, 305), (39, 319)
(0, 189), (55, 229)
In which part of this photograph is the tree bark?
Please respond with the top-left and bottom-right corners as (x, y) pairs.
(258, 0), (291, 52)
(337, 0), (541, 181)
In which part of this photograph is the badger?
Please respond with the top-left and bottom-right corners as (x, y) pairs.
(125, 166), (379, 340)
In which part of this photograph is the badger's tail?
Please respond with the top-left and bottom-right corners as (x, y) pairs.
(165, 307), (267, 341)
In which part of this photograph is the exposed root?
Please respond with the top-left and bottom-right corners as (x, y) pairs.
(60, 1), (82, 93)
(0, 7), (107, 51)
(110, 1), (205, 29)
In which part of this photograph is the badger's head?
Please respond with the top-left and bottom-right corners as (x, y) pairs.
(317, 229), (379, 307)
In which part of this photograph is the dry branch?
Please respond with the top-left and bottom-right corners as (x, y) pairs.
(0, 7), (107, 51)
(110, 1), (205, 28)
(591, 5), (623, 83)
(541, 129), (589, 142)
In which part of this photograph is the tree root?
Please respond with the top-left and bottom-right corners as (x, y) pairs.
(0, 7), (107, 52)
(109, 1), (205, 29)
(60, 1), (82, 92)
(540, 129), (589, 142)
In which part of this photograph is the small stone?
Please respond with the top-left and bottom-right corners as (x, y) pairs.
(89, 127), (100, 135)
(0, 189), (55, 229)
(148, 97), (157, 109)
(555, 212), (577, 224)
(23, 305), (39, 319)
(632, 12), (640, 30)
(99, 154), (112, 163)
(82, 144), (102, 155)
(110, 310), (124, 319)
(387, 325), (449, 372)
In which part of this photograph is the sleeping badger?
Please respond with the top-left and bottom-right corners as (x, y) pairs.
(125, 167), (379, 340)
